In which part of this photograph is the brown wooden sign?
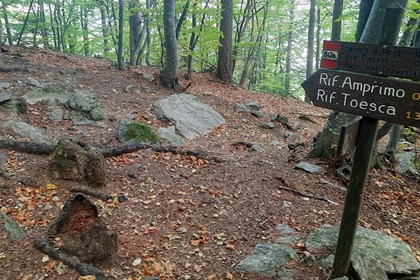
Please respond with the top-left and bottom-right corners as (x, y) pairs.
(337, 117), (362, 157)
(302, 68), (420, 127)
(321, 40), (420, 80)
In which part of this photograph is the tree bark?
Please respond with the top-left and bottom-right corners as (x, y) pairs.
(117, 0), (124, 69)
(331, 0), (343, 41)
(159, 0), (180, 89)
(285, 0), (295, 93)
(216, 0), (233, 83)
(304, 0), (315, 103)
(129, 0), (143, 65)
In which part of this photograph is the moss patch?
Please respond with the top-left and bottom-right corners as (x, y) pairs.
(123, 122), (160, 144)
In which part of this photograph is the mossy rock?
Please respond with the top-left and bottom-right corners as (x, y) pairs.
(116, 121), (160, 144)
(401, 127), (417, 144)
(49, 139), (106, 187)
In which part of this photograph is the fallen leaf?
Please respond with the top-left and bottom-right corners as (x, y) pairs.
(78, 276), (97, 280)
(45, 182), (57, 190)
(226, 272), (234, 279)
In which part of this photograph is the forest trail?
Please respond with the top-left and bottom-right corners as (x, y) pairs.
(0, 46), (418, 279)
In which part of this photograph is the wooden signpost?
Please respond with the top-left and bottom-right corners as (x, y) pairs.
(302, 40), (420, 278)
(321, 40), (420, 80)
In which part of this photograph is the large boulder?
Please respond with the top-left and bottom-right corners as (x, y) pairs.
(4, 120), (53, 145)
(66, 90), (106, 123)
(154, 93), (225, 140)
(23, 83), (71, 105)
(46, 193), (117, 263)
(116, 120), (160, 144)
(306, 225), (420, 279)
(48, 139), (106, 187)
(236, 243), (296, 277)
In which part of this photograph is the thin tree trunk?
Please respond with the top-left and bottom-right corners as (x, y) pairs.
(285, 0), (295, 94)
(39, 0), (49, 47)
(117, 0), (124, 69)
(145, 0), (152, 66)
(17, 0), (35, 45)
(159, 0), (179, 89)
(315, 5), (321, 69)
(98, 1), (109, 55)
(1, 2), (12, 45)
(331, 0), (343, 40)
(216, 0), (233, 83)
(80, 6), (89, 56)
(176, 0), (190, 40)
(304, 0), (315, 103)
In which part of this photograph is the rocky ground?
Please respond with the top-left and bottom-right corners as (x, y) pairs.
(0, 46), (419, 280)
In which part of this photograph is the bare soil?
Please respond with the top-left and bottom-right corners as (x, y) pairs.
(0, 46), (419, 280)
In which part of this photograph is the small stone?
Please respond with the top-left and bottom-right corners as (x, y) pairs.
(271, 114), (289, 124)
(0, 82), (11, 89)
(282, 201), (292, 208)
(295, 162), (323, 174)
(260, 122), (275, 129)
(17, 177), (39, 188)
(0, 93), (11, 103)
(48, 108), (64, 122)
(203, 91), (213, 96)
(132, 258), (142, 267)
(251, 111), (264, 118)
(142, 72), (155, 81)
(234, 103), (249, 112)
(117, 194), (128, 203)
(245, 100), (261, 111)
(25, 77), (41, 87)
(250, 144), (266, 153)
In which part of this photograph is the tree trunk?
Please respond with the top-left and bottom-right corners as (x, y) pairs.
(0, 15), (3, 49)
(99, 1), (110, 56)
(39, 0), (49, 48)
(285, 0), (295, 93)
(129, 0), (143, 65)
(176, 0), (190, 40)
(80, 6), (89, 56)
(159, 0), (179, 89)
(232, 0), (252, 73)
(17, 0), (35, 45)
(315, 5), (321, 69)
(355, 0), (374, 42)
(1, 2), (12, 45)
(331, 0), (343, 41)
(304, 0), (315, 103)
(216, 0), (233, 83)
(145, 0), (152, 66)
(117, 0), (124, 69)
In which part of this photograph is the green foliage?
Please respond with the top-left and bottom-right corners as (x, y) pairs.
(124, 123), (160, 145)
(1, 0), (366, 98)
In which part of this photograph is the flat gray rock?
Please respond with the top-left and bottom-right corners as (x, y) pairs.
(5, 120), (53, 145)
(306, 225), (420, 278)
(157, 126), (187, 147)
(396, 152), (419, 177)
(236, 243), (296, 277)
(0, 93), (11, 103)
(155, 93), (225, 140)
(295, 161), (323, 174)
(0, 212), (26, 240)
(23, 83), (71, 105)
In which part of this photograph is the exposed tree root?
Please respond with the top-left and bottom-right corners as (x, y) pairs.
(70, 186), (114, 201)
(34, 238), (107, 280)
(0, 139), (54, 155)
(275, 177), (338, 205)
(0, 139), (225, 162)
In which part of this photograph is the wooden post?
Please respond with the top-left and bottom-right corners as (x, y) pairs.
(331, 117), (378, 277)
(331, 2), (406, 278)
